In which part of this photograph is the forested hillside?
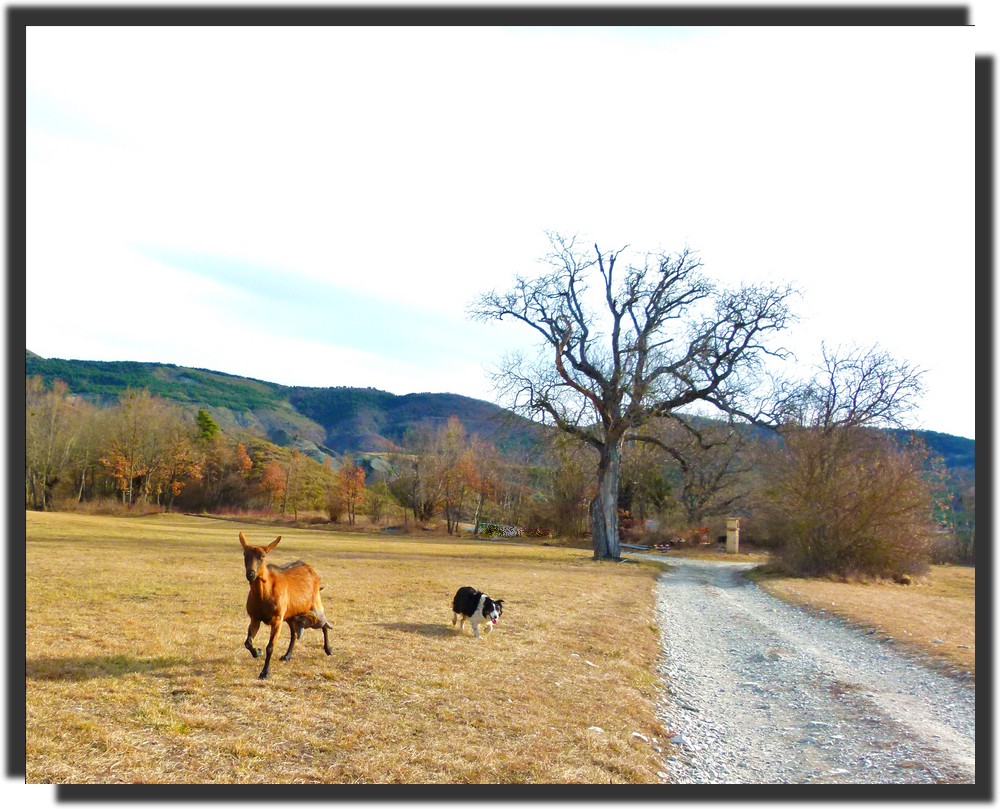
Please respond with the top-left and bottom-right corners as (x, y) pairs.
(24, 352), (287, 409)
(890, 428), (975, 472)
(24, 351), (976, 470)
(25, 352), (543, 459)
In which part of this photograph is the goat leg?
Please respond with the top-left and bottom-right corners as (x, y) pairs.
(244, 618), (262, 658)
(280, 621), (298, 662)
(259, 620), (281, 679)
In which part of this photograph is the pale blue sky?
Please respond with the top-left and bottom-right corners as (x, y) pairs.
(25, 25), (976, 438)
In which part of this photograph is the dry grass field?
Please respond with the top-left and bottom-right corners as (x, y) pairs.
(751, 566), (976, 677)
(25, 512), (667, 784)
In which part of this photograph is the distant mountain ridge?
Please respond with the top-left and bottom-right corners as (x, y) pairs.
(24, 351), (975, 472)
(24, 351), (542, 460)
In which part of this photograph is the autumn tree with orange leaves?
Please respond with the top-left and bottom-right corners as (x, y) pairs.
(260, 460), (287, 512)
(334, 457), (367, 526)
(467, 435), (503, 533)
(154, 421), (203, 511)
(433, 417), (477, 535)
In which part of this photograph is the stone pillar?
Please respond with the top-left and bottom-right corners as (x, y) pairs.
(726, 517), (741, 554)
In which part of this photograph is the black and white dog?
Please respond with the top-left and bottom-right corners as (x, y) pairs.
(451, 586), (504, 638)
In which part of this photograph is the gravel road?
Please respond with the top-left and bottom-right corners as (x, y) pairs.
(644, 554), (976, 784)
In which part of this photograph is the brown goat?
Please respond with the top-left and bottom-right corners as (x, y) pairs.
(239, 532), (333, 679)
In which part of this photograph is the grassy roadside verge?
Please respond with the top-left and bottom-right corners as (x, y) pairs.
(748, 565), (975, 679)
(26, 511), (667, 784)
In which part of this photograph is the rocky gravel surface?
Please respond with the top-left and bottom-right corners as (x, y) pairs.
(645, 555), (976, 784)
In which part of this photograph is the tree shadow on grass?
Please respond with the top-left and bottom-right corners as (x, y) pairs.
(377, 622), (457, 638)
(27, 654), (186, 681)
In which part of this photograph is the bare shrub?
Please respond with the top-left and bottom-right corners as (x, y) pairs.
(755, 426), (940, 579)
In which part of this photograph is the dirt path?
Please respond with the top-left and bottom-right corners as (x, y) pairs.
(644, 555), (976, 784)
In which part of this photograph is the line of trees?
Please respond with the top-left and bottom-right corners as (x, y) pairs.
(24, 376), (756, 538)
(25, 380), (334, 517)
(26, 380), (209, 512)
(26, 354), (972, 575)
(25, 380), (537, 531)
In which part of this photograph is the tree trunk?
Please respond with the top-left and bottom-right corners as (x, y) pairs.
(473, 492), (485, 534)
(281, 466), (290, 516)
(450, 490), (466, 535)
(77, 465), (88, 503)
(590, 441), (622, 560)
(27, 473), (41, 510)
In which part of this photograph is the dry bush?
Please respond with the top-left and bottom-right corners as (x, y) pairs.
(755, 427), (940, 580)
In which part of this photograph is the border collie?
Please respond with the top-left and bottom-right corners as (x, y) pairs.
(451, 586), (504, 638)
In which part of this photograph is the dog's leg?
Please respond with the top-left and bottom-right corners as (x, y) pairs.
(452, 612), (458, 626)
(472, 619), (481, 638)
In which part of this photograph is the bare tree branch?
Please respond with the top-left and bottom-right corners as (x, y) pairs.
(793, 343), (925, 432)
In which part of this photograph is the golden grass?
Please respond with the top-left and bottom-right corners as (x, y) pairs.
(751, 565), (975, 677)
(26, 511), (667, 784)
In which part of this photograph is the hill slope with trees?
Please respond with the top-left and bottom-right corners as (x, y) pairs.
(25, 351), (544, 460)
(24, 351), (975, 470)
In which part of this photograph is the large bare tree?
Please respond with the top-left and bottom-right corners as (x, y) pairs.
(471, 233), (796, 559)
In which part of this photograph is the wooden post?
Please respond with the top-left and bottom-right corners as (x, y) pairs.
(726, 517), (741, 554)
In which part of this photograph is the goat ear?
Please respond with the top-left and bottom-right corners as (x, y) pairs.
(239, 532), (249, 548)
(266, 536), (282, 553)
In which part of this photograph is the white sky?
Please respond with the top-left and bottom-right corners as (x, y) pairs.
(24, 25), (976, 438)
